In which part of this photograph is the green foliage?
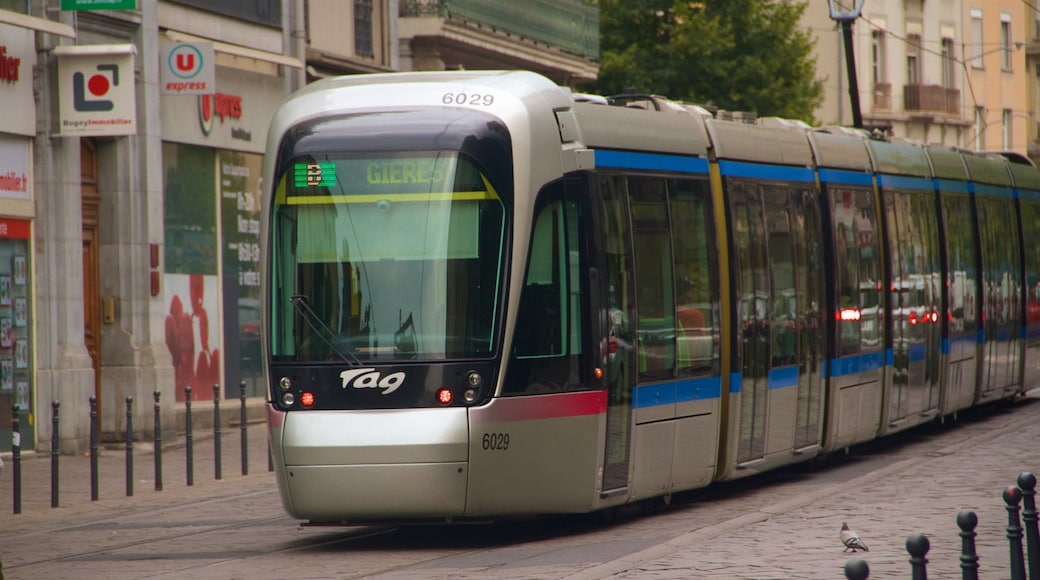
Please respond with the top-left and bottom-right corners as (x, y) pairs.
(592, 0), (824, 123)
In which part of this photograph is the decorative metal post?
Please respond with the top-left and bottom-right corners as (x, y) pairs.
(89, 396), (99, 501)
(1018, 473), (1039, 580)
(240, 380), (248, 476)
(907, 533), (930, 580)
(185, 385), (193, 486)
(11, 404), (20, 514)
(51, 400), (60, 508)
(153, 390), (163, 492)
(844, 559), (869, 580)
(125, 396), (134, 497)
(213, 383), (222, 480)
(1006, 485), (1027, 580)
(957, 511), (979, 580)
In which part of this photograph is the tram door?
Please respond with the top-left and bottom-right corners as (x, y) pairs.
(730, 179), (823, 464)
(883, 190), (941, 425)
(598, 175), (636, 492)
(730, 183), (770, 463)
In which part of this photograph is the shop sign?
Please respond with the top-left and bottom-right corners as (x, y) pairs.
(0, 23), (35, 136)
(0, 218), (30, 239)
(56, 46), (137, 136)
(61, 0), (137, 10)
(0, 135), (30, 202)
(160, 41), (214, 95)
(161, 66), (283, 153)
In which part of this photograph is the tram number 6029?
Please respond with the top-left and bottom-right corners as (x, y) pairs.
(481, 432), (510, 451)
(442, 92), (495, 106)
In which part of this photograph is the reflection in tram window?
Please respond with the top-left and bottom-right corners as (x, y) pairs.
(830, 187), (882, 355)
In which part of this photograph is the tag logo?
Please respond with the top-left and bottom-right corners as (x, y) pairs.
(340, 368), (405, 395)
(73, 64), (119, 112)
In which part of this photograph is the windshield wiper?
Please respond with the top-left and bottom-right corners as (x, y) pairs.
(290, 294), (362, 366)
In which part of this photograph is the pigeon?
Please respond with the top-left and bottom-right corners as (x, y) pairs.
(841, 521), (869, 552)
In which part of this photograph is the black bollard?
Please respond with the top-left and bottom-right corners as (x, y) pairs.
(50, 401), (61, 508)
(240, 380), (248, 476)
(89, 396), (99, 501)
(125, 396), (134, 497)
(1005, 485), (1027, 580)
(185, 385), (193, 486)
(907, 533), (930, 580)
(51, 400), (60, 508)
(957, 510), (979, 580)
(213, 383), (222, 480)
(11, 404), (20, 514)
(153, 390), (162, 492)
(1018, 472), (1039, 580)
(844, 559), (869, 580)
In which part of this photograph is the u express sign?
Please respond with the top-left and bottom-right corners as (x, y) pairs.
(160, 42), (214, 95)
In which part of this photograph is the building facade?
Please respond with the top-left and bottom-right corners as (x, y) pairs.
(804, 0), (1037, 162)
(0, 0), (598, 454)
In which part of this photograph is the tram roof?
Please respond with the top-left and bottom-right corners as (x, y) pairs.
(703, 117), (814, 167)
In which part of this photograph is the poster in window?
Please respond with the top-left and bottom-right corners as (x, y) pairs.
(15, 339), (27, 369)
(14, 298), (26, 327)
(0, 276), (9, 306)
(12, 256), (26, 286)
(1, 359), (11, 392)
(1, 318), (12, 348)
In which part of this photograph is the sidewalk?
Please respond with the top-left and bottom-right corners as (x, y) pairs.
(0, 420), (276, 535)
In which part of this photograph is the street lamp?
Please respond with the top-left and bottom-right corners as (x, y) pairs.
(829, 0), (866, 129)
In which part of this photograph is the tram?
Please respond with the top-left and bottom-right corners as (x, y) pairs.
(261, 70), (1040, 524)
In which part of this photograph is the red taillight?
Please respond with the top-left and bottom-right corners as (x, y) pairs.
(437, 388), (453, 405)
(838, 308), (861, 321)
(300, 391), (315, 408)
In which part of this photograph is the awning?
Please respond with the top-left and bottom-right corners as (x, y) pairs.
(0, 9), (76, 38)
(165, 30), (303, 69)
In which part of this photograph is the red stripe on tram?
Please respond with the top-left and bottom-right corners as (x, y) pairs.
(470, 390), (607, 424)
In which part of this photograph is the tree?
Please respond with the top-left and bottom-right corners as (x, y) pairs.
(593, 0), (824, 123)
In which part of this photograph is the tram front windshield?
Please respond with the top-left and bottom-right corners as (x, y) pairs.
(270, 152), (505, 362)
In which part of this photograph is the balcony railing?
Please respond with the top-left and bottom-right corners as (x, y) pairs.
(903, 84), (960, 115)
(873, 83), (891, 111)
(400, 0), (599, 61)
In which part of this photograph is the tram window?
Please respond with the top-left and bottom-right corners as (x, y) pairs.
(829, 187), (882, 354)
(764, 189), (797, 367)
(506, 182), (586, 394)
(630, 177), (675, 380)
(671, 179), (716, 375)
(942, 193), (978, 340)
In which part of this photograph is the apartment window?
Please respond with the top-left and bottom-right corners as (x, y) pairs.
(354, 0), (374, 57)
(971, 10), (984, 68)
(975, 106), (986, 151)
(906, 34), (921, 85)
(942, 37), (956, 88)
(1003, 109), (1013, 149)
(1001, 13), (1012, 71)
(871, 30), (886, 85)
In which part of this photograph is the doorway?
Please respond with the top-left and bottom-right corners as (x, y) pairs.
(81, 139), (102, 412)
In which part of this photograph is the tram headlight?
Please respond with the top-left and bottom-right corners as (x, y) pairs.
(466, 371), (483, 387)
(281, 392), (295, 407)
(463, 389), (478, 403)
(279, 376), (292, 391)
